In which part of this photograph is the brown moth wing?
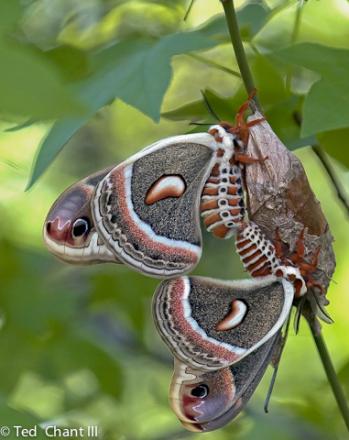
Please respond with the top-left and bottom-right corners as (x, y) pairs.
(153, 275), (293, 371)
(93, 134), (216, 278)
(171, 333), (281, 432)
(44, 167), (120, 264)
(245, 112), (336, 326)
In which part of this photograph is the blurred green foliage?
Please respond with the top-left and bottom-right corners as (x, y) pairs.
(0, 0), (348, 439)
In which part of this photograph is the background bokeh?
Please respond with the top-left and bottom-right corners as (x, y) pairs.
(0, 0), (348, 439)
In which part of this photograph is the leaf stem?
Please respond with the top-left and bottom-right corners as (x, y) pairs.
(188, 53), (241, 78)
(184, 0), (196, 21)
(220, 0), (260, 109)
(285, 0), (305, 91)
(308, 321), (349, 431)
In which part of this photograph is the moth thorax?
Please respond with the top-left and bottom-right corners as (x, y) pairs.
(235, 222), (280, 277)
(200, 154), (245, 239)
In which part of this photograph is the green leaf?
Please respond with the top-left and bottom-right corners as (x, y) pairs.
(45, 45), (90, 81)
(251, 54), (288, 106)
(162, 88), (246, 122)
(302, 81), (349, 137)
(0, 44), (86, 120)
(0, 2), (87, 120)
(27, 32), (214, 188)
(265, 95), (316, 150)
(199, 2), (270, 42)
(318, 128), (349, 168)
(93, 32), (216, 121)
(254, 0), (349, 52)
(273, 43), (349, 136)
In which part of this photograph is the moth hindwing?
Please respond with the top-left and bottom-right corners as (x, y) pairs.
(170, 332), (281, 432)
(153, 275), (293, 370)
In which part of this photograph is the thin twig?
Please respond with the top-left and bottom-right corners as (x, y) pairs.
(188, 53), (241, 78)
(184, 0), (196, 21)
(220, 0), (260, 110)
(201, 90), (221, 121)
(285, 0), (305, 91)
(312, 145), (349, 217)
(308, 320), (349, 430)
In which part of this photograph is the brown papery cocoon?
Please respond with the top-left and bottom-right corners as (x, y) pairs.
(245, 111), (336, 331)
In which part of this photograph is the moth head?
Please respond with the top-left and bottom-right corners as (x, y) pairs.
(208, 124), (236, 151)
(43, 168), (115, 264)
(274, 265), (307, 297)
(217, 122), (247, 151)
(170, 360), (236, 429)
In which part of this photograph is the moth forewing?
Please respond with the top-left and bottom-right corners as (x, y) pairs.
(92, 133), (218, 278)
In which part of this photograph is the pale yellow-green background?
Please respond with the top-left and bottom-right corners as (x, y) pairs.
(0, 1), (348, 439)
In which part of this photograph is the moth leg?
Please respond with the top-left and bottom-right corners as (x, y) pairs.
(235, 89), (256, 126)
(273, 228), (284, 260)
(230, 89), (258, 144)
(246, 117), (265, 128)
(310, 246), (321, 268)
(299, 247), (322, 291)
(290, 228), (306, 264)
(300, 251), (320, 274)
(234, 152), (268, 165)
(306, 278), (324, 295)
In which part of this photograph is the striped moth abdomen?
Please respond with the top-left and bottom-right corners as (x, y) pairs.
(235, 221), (308, 297)
(200, 126), (245, 239)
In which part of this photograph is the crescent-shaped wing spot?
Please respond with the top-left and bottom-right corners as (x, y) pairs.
(216, 300), (248, 331)
(145, 175), (186, 205)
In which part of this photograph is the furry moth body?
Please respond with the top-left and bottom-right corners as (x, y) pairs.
(200, 126), (246, 239)
(236, 221), (307, 297)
